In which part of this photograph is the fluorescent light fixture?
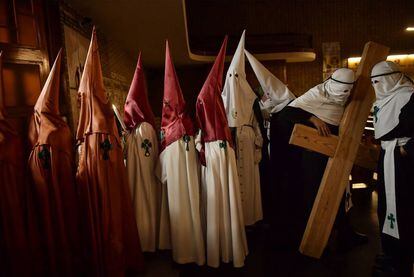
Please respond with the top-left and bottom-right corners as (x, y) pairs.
(352, 183), (368, 189)
(348, 53), (414, 66)
(348, 57), (361, 64)
(388, 54), (409, 60)
(365, 126), (375, 131)
(406, 27), (414, 31)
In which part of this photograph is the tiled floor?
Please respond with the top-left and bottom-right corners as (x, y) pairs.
(141, 189), (382, 277)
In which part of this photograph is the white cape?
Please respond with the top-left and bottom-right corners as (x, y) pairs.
(125, 122), (161, 252)
(289, 84), (345, 126)
(159, 136), (205, 265)
(196, 137), (248, 267)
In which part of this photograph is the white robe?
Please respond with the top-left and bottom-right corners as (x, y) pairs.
(196, 137), (248, 267)
(235, 113), (263, 226)
(125, 122), (161, 252)
(159, 136), (205, 265)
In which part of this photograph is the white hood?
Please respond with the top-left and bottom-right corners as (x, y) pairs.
(221, 30), (257, 127)
(245, 49), (296, 114)
(289, 68), (355, 126)
(371, 61), (414, 138)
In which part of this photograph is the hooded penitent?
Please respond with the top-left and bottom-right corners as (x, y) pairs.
(371, 61), (413, 139)
(196, 37), (248, 268)
(76, 28), (144, 276)
(124, 53), (156, 130)
(371, 61), (414, 241)
(27, 50), (80, 276)
(221, 30), (257, 128)
(0, 52), (30, 276)
(158, 41), (205, 265)
(124, 53), (161, 252)
(245, 49), (296, 114)
(289, 68), (355, 126)
(222, 31), (263, 226)
(160, 41), (195, 149)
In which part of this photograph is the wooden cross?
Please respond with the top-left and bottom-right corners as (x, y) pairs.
(289, 41), (389, 258)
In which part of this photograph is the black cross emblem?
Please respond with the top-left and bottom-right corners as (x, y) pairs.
(141, 139), (152, 157)
(183, 135), (191, 151)
(219, 141), (227, 149)
(100, 139), (112, 160)
(38, 145), (51, 169)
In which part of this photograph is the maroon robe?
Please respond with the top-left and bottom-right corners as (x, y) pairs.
(27, 50), (80, 276)
(0, 52), (30, 276)
(76, 27), (144, 276)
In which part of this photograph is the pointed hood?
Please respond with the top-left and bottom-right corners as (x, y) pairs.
(124, 53), (156, 130)
(196, 37), (233, 146)
(161, 41), (195, 149)
(221, 30), (257, 127)
(76, 27), (119, 142)
(245, 49), (296, 113)
(34, 49), (62, 116)
(29, 50), (70, 146)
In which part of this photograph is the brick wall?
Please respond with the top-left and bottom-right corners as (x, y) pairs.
(59, 2), (135, 132)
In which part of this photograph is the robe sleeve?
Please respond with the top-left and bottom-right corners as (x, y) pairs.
(252, 113), (263, 164)
(379, 94), (414, 155)
(195, 102), (206, 166)
(279, 106), (313, 124)
(399, 95), (414, 155)
(194, 129), (206, 166)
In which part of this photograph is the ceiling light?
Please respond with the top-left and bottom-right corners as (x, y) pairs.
(406, 27), (414, 31)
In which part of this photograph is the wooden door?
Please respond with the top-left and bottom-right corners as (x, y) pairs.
(0, 0), (50, 154)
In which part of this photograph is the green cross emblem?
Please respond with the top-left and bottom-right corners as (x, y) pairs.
(183, 135), (191, 151)
(141, 139), (152, 157)
(373, 106), (380, 123)
(38, 145), (50, 169)
(100, 139), (112, 160)
(219, 141), (227, 149)
(387, 213), (396, 229)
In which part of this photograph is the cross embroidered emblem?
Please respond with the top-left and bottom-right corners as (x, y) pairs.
(373, 106), (380, 123)
(100, 139), (112, 160)
(219, 141), (227, 149)
(231, 110), (238, 119)
(141, 139), (152, 157)
(387, 213), (396, 229)
(38, 145), (51, 169)
(183, 135), (190, 151)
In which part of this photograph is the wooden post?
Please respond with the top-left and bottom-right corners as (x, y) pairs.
(296, 42), (389, 258)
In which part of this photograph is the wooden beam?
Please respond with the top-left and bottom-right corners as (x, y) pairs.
(289, 124), (338, 157)
(298, 42), (389, 258)
(289, 124), (380, 170)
